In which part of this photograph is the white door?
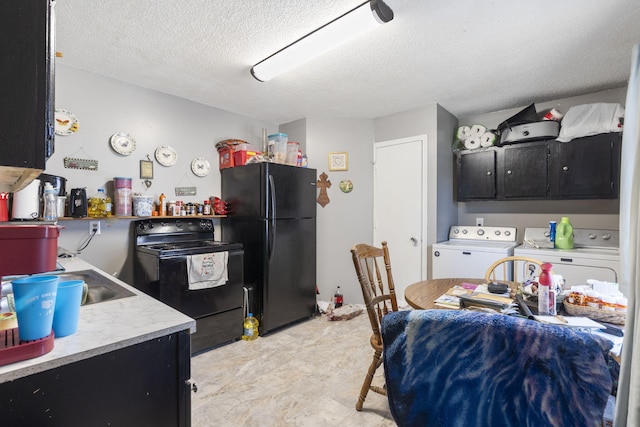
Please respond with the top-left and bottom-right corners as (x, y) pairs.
(373, 135), (426, 305)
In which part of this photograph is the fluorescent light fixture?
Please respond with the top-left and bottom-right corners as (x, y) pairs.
(251, 0), (394, 82)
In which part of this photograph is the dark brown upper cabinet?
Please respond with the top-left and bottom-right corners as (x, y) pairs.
(0, 0), (55, 192)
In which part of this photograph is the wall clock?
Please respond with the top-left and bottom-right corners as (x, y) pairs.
(155, 145), (178, 166)
(191, 157), (211, 177)
(109, 132), (136, 156)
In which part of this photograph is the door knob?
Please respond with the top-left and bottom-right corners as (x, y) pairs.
(410, 237), (418, 245)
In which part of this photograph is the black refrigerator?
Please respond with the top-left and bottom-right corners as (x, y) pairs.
(221, 163), (317, 334)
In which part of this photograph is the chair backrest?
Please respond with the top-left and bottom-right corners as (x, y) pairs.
(351, 241), (399, 346)
(484, 255), (546, 285)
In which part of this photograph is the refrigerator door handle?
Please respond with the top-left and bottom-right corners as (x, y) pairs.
(268, 174), (276, 259)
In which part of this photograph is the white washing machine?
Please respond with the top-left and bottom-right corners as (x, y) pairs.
(432, 226), (518, 279)
(514, 228), (620, 288)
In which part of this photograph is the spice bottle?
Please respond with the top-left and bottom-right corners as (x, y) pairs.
(334, 286), (344, 308)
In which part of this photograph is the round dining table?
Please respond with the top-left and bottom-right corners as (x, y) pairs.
(404, 278), (487, 310)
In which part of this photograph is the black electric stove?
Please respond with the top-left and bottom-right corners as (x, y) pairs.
(133, 218), (244, 354)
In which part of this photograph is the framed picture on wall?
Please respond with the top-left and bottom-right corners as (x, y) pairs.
(140, 160), (154, 179)
(328, 152), (348, 171)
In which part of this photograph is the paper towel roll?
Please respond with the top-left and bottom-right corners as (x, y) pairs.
(464, 136), (481, 150)
(470, 124), (487, 137)
(480, 131), (497, 147)
(456, 126), (472, 140)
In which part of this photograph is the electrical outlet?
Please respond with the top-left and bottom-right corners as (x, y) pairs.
(90, 220), (101, 234)
(476, 217), (484, 226)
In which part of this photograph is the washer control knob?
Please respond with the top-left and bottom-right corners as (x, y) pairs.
(602, 233), (612, 240)
(589, 233), (597, 239)
(504, 230), (510, 236)
(477, 229), (485, 236)
(461, 229), (468, 234)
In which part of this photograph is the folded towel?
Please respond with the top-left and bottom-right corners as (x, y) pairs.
(187, 252), (228, 290)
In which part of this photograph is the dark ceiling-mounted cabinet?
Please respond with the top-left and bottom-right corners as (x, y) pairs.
(0, 0), (55, 192)
(548, 133), (621, 199)
(457, 149), (496, 200)
(457, 132), (622, 201)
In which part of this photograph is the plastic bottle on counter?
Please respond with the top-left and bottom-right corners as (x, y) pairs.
(103, 191), (112, 217)
(89, 188), (108, 217)
(241, 313), (259, 341)
(334, 286), (344, 308)
(42, 182), (58, 221)
(537, 263), (553, 315)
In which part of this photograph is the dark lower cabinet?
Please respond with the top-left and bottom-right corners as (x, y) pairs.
(457, 132), (621, 201)
(0, 330), (192, 427)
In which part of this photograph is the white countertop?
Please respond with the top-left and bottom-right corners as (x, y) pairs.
(0, 257), (196, 383)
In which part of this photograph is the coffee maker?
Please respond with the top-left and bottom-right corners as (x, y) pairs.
(69, 188), (88, 218)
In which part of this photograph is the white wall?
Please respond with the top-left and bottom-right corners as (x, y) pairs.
(456, 87), (626, 239)
(283, 117), (375, 306)
(47, 65), (277, 282)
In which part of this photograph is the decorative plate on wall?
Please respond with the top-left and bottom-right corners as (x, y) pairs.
(155, 145), (178, 167)
(54, 109), (79, 135)
(339, 179), (353, 193)
(191, 157), (211, 177)
(109, 132), (137, 156)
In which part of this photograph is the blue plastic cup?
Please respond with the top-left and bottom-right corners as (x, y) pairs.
(12, 275), (59, 341)
(53, 280), (84, 337)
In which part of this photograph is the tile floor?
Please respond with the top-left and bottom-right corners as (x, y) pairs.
(191, 309), (396, 426)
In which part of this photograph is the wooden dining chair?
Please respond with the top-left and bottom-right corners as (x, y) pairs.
(350, 241), (399, 411)
(484, 255), (547, 293)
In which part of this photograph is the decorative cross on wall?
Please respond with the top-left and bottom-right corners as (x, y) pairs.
(316, 172), (331, 208)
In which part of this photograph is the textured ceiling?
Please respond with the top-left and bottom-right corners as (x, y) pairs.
(55, 0), (640, 124)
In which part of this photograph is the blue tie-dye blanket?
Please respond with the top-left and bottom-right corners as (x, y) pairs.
(382, 310), (614, 427)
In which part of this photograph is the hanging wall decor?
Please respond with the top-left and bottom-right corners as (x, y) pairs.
(316, 172), (331, 207)
(328, 152), (348, 171)
(339, 179), (353, 193)
(63, 147), (97, 170)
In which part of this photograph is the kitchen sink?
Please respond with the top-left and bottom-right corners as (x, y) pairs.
(56, 269), (136, 306)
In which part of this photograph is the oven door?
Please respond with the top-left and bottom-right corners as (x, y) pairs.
(151, 249), (244, 319)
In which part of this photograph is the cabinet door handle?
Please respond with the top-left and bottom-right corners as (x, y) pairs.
(562, 166), (569, 171)
(507, 170), (512, 175)
(186, 379), (198, 393)
(486, 171), (492, 176)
